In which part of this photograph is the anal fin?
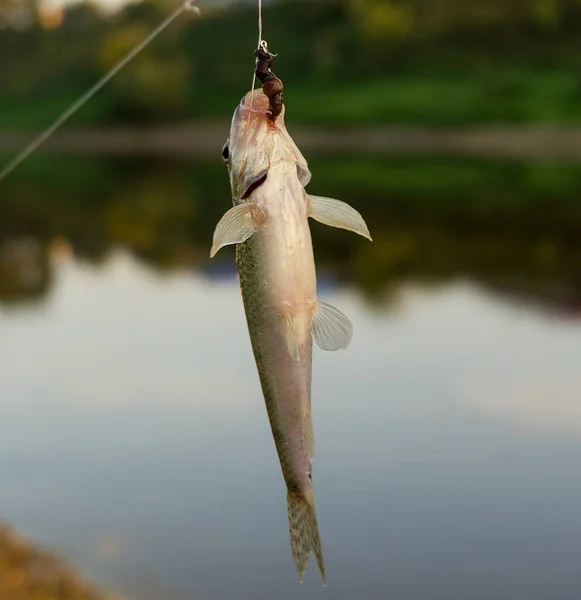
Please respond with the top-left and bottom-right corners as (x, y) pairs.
(285, 314), (301, 362)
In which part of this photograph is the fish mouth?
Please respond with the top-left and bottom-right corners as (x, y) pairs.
(241, 172), (268, 199)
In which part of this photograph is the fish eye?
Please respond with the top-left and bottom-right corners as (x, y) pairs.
(222, 142), (229, 161)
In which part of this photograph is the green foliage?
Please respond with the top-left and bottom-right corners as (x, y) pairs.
(4, 0), (581, 127)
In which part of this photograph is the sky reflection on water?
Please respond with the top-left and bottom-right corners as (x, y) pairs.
(1, 252), (581, 600)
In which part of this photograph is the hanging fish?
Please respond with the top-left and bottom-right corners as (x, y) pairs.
(210, 42), (371, 584)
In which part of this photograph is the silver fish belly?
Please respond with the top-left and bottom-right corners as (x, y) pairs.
(211, 89), (371, 584)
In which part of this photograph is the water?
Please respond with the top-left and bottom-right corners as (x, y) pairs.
(1, 157), (581, 599)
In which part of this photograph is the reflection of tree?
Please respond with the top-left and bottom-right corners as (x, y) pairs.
(480, 278), (581, 318)
(3, 157), (581, 314)
(0, 237), (51, 305)
(104, 167), (200, 267)
(349, 225), (581, 310)
(0, 522), (104, 600)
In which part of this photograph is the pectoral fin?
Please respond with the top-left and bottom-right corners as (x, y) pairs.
(308, 195), (372, 241)
(309, 300), (353, 351)
(210, 203), (266, 257)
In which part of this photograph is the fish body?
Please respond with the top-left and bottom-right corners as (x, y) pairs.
(211, 89), (371, 583)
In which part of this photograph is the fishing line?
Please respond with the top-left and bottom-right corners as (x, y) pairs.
(249, 0), (263, 109)
(0, 0), (201, 184)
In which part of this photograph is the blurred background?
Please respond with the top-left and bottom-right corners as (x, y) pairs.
(2, 1), (581, 599)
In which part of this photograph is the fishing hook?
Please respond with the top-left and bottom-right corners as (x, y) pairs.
(254, 40), (284, 121)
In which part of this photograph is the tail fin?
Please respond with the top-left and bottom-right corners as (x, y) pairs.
(287, 491), (326, 585)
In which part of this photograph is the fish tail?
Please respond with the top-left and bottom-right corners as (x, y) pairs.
(287, 490), (326, 585)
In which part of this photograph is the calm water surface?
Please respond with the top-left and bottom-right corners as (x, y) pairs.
(1, 247), (581, 599)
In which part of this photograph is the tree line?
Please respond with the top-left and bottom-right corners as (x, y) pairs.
(2, 0), (581, 126)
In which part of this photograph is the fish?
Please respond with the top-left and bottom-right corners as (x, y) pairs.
(210, 44), (371, 584)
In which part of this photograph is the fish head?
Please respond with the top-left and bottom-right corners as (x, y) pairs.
(222, 90), (312, 202)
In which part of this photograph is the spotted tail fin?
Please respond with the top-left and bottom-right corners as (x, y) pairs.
(287, 491), (326, 585)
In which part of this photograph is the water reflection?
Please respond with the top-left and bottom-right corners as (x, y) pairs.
(2, 156), (581, 599)
(0, 237), (50, 306)
(2, 156), (581, 314)
(1, 250), (581, 599)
